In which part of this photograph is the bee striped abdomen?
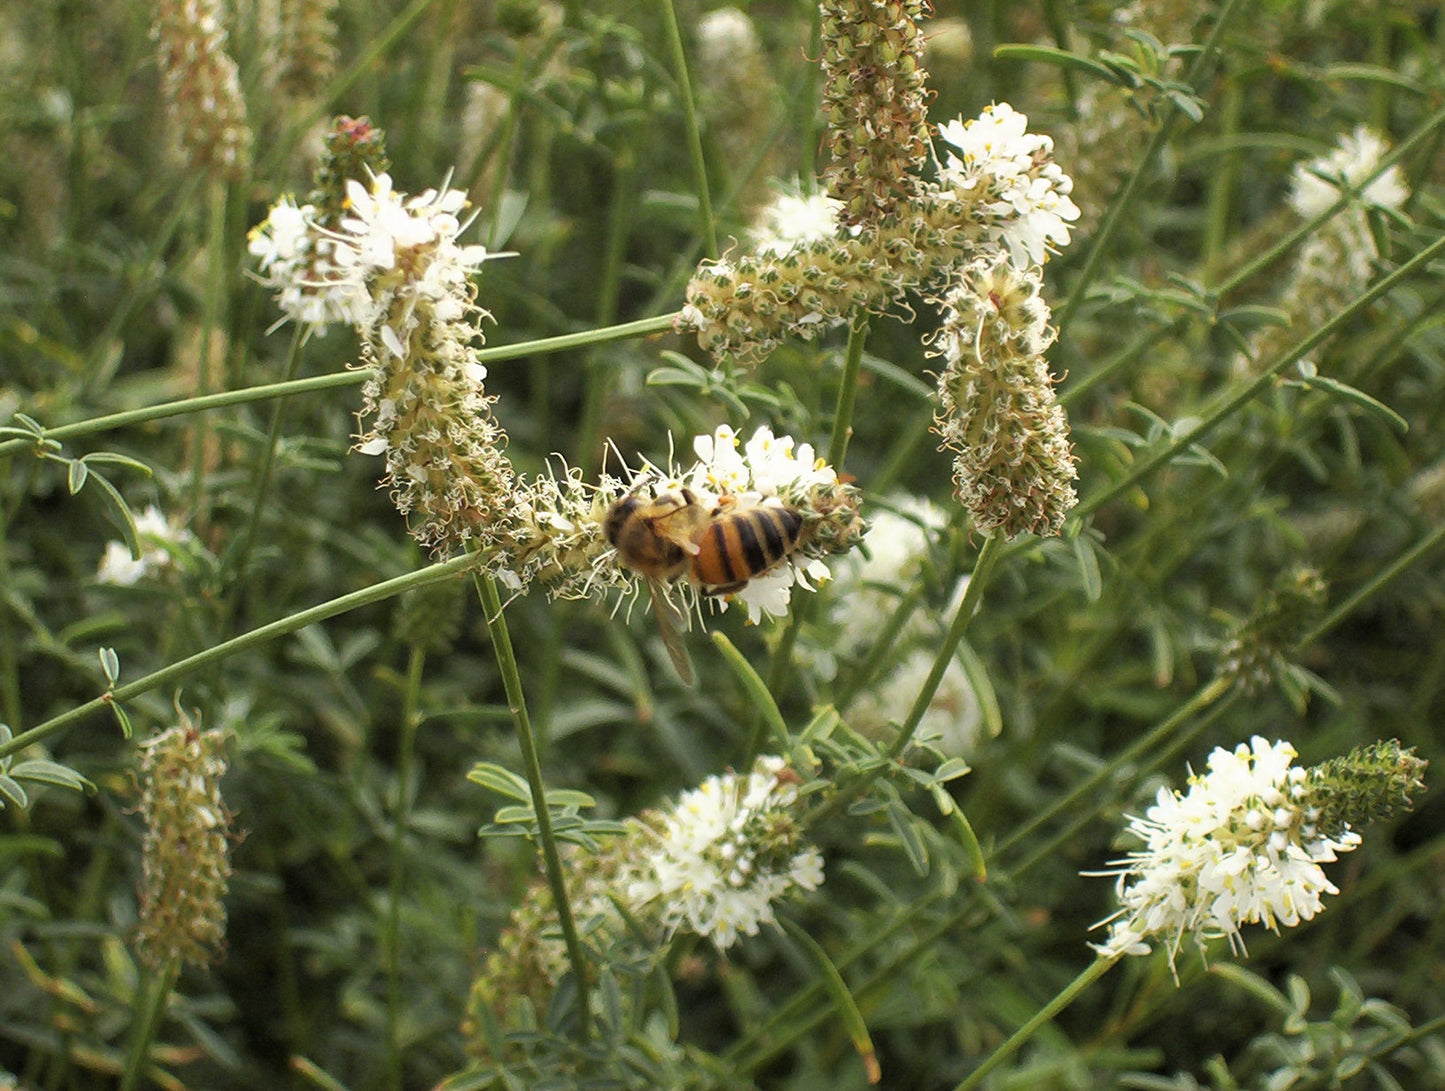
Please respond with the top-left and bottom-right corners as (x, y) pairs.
(692, 506), (805, 589)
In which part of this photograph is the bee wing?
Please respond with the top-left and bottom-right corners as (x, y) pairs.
(648, 504), (703, 556)
(646, 577), (695, 686)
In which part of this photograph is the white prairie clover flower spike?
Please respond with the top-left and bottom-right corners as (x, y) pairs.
(680, 101), (1077, 367)
(935, 102), (1081, 269)
(1088, 737), (1426, 978)
(932, 255), (1077, 538)
(342, 172), (517, 555)
(627, 755), (824, 950)
(248, 116), (391, 336)
(1288, 126), (1408, 220)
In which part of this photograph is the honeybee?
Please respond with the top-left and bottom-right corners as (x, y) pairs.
(604, 487), (807, 684)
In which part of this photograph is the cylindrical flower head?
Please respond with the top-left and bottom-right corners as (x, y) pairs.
(1089, 737), (1426, 977)
(134, 715), (233, 972)
(248, 117), (392, 335)
(819, 0), (932, 225)
(151, 0), (251, 182)
(931, 255), (1077, 538)
(1217, 567), (1328, 692)
(679, 102), (1074, 367)
(341, 174), (518, 555)
(628, 756), (824, 949)
(276, 0), (340, 100)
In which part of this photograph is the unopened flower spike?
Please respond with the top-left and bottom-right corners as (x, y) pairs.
(1088, 737), (1426, 979)
(134, 708), (234, 972)
(1217, 566), (1328, 693)
(151, 0), (251, 182)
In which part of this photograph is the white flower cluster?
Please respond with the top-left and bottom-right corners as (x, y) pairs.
(935, 102), (1080, 268)
(248, 173), (503, 340)
(1288, 126), (1408, 220)
(626, 755), (824, 950)
(633, 424), (841, 623)
(1090, 737), (1362, 974)
(247, 197), (356, 332)
(96, 506), (199, 586)
(748, 183), (847, 257)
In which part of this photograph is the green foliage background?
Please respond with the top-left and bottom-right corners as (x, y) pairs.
(1, 0), (1443, 1088)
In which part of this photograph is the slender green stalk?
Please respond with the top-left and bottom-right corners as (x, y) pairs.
(886, 533), (1004, 760)
(1298, 521), (1445, 649)
(386, 644), (426, 1090)
(827, 313), (869, 469)
(805, 533), (1006, 827)
(0, 315), (681, 462)
(1056, 0), (1247, 336)
(1071, 232), (1445, 524)
(119, 961), (179, 1091)
(0, 554), (478, 762)
(758, 314), (872, 708)
(998, 676), (1235, 858)
(188, 180), (229, 524)
(0, 508), (21, 730)
(1214, 102), (1445, 298)
(472, 572), (590, 1039)
(658, 0), (716, 259)
(226, 326), (304, 597)
(1059, 323), (1179, 409)
(951, 956), (1118, 1091)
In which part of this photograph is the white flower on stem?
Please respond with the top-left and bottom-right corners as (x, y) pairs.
(248, 196), (364, 333)
(626, 756), (824, 950)
(936, 102), (1080, 267)
(1288, 126), (1408, 220)
(748, 182), (846, 257)
(96, 506), (199, 586)
(1088, 736), (1362, 976)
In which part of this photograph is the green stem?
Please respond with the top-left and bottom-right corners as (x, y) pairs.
(1071, 232), (1445, 524)
(472, 572), (590, 1039)
(658, 0), (717, 259)
(188, 181), (229, 525)
(226, 326), (304, 597)
(1214, 102), (1445, 298)
(1298, 521), (1445, 649)
(757, 314), (871, 713)
(0, 554), (478, 762)
(0, 315), (681, 462)
(806, 533), (1006, 827)
(1056, 0), (1247, 337)
(951, 956), (1118, 1091)
(886, 533), (1004, 760)
(0, 507), (21, 730)
(119, 961), (179, 1091)
(386, 644), (426, 1090)
(997, 676), (1235, 858)
(827, 313), (869, 469)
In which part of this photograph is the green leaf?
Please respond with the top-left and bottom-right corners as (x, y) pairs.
(10, 760), (95, 796)
(67, 457), (88, 494)
(992, 43), (1130, 85)
(98, 646), (121, 686)
(81, 451), (154, 475)
(0, 773), (28, 809)
(467, 762), (533, 803)
(886, 798), (928, 876)
(1299, 373), (1409, 434)
(84, 470), (141, 560)
(777, 918), (880, 1085)
(1072, 535), (1102, 601)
